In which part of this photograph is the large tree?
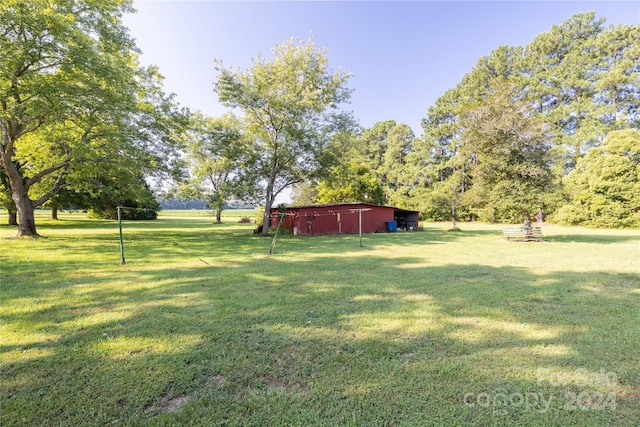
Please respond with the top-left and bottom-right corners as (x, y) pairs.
(521, 13), (639, 174)
(177, 112), (254, 223)
(356, 120), (415, 205)
(409, 13), (637, 226)
(214, 38), (354, 233)
(460, 79), (557, 224)
(406, 46), (523, 221)
(316, 161), (385, 205)
(1, 0), (182, 236)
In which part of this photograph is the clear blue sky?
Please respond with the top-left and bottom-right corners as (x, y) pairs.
(123, 1), (640, 137)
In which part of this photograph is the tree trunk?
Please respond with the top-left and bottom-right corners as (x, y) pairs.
(8, 209), (17, 226)
(51, 205), (58, 220)
(262, 197), (273, 235)
(3, 133), (39, 236)
(451, 200), (457, 230)
(4, 157), (39, 236)
(215, 207), (222, 223)
(262, 170), (277, 235)
(613, 87), (618, 122)
(14, 191), (38, 237)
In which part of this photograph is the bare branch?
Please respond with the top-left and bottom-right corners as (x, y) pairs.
(25, 159), (71, 188)
(32, 168), (67, 207)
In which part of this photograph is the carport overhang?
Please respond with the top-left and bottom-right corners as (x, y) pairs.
(393, 208), (420, 231)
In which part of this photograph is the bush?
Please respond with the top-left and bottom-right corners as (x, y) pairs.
(88, 200), (159, 220)
(555, 197), (640, 228)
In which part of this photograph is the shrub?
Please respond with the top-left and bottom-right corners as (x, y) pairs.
(88, 200), (159, 220)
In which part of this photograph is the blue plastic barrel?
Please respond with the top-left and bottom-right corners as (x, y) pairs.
(385, 221), (397, 232)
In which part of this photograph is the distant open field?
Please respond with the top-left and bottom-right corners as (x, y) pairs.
(159, 209), (258, 219)
(0, 208), (258, 220)
(1, 213), (639, 426)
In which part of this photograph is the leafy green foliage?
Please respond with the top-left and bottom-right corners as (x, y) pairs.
(460, 80), (557, 223)
(290, 181), (319, 206)
(0, 0), (184, 236)
(356, 120), (416, 205)
(214, 38), (355, 232)
(316, 162), (385, 204)
(407, 13), (638, 227)
(84, 177), (160, 220)
(556, 129), (640, 227)
(175, 112), (253, 222)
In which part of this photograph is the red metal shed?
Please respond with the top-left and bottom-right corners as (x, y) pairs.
(269, 203), (419, 235)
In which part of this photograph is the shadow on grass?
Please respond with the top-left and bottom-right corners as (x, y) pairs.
(543, 233), (640, 244)
(1, 225), (639, 426)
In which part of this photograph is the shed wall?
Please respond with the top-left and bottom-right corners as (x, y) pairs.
(271, 204), (397, 235)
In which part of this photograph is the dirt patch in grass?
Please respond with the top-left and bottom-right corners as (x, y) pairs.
(207, 373), (227, 388)
(147, 394), (189, 414)
(266, 378), (308, 394)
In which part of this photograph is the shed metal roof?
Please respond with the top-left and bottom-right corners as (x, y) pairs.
(273, 202), (418, 213)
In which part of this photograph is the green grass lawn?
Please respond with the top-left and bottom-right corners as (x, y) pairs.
(1, 213), (639, 426)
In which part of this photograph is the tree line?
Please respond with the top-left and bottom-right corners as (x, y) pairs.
(174, 13), (640, 233)
(290, 12), (639, 229)
(1, 3), (638, 238)
(220, 12), (638, 230)
(393, 12), (639, 228)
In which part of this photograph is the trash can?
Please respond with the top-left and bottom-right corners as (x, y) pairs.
(385, 221), (397, 232)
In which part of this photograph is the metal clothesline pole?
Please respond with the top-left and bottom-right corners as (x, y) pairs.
(359, 209), (363, 247)
(348, 208), (370, 248)
(269, 212), (286, 254)
(117, 206), (125, 265)
(116, 206), (156, 265)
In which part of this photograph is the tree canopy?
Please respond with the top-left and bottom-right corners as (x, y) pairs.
(2, 6), (637, 234)
(555, 129), (640, 228)
(214, 38), (355, 233)
(387, 12), (639, 226)
(316, 161), (385, 205)
(175, 112), (253, 222)
(206, 14), (636, 229)
(1, 0), (184, 236)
